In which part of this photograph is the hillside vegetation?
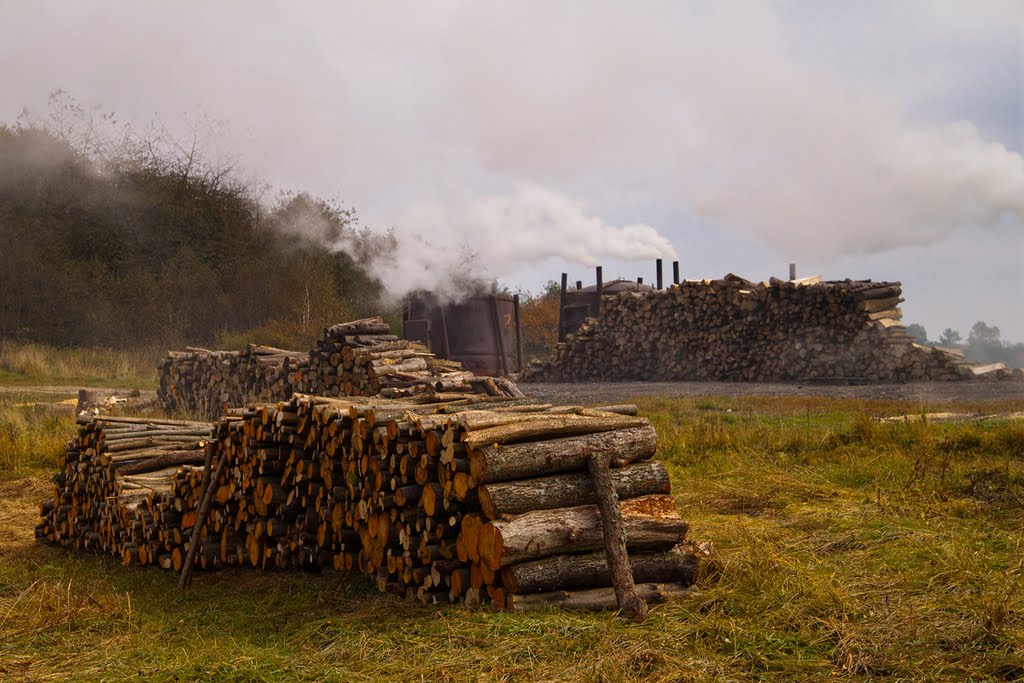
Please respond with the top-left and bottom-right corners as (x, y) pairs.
(0, 97), (388, 351)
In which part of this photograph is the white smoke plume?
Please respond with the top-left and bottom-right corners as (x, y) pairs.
(372, 183), (677, 300)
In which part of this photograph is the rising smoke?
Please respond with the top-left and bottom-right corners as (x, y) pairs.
(373, 183), (678, 300)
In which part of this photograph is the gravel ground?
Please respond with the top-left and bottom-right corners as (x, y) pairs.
(523, 379), (1024, 405)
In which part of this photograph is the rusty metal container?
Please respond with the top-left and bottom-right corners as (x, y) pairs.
(403, 293), (522, 376)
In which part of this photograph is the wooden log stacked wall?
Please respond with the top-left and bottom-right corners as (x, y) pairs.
(34, 416), (213, 569)
(528, 277), (1005, 383)
(158, 345), (306, 418)
(158, 317), (522, 418)
(38, 396), (699, 611)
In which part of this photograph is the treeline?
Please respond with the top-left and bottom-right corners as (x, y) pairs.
(0, 98), (389, 350)
(907, 322), (1024, 368)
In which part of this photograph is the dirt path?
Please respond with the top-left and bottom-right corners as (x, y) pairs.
(4, 380), (1022, 409)
(524, 379), (1024, 405)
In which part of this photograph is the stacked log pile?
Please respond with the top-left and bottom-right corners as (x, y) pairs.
(528, 277), (1012, 383)
(158, 345), (306, 417)
(34, 416), (212, 567)
(38, 396), (698, 611)
(158, 318), (521, 418)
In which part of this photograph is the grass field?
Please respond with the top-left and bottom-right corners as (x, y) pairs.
(0, 341), (160, 389)
(2, 388), (1023, 681)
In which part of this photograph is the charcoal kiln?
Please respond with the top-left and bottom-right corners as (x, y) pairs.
(403, 292), (523, 376)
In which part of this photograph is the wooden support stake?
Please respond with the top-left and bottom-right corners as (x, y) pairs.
(587, 451), (648, 622)
(177, 454), (228, 589)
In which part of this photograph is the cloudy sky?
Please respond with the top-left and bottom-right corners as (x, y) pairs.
(2, 1), (1022, 340)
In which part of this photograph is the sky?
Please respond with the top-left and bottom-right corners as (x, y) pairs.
(1, 1), (1022, 340)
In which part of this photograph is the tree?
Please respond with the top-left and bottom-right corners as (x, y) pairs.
(965, 321), (1003, 363)
(938, 328), (962, 347)
(905, 323), (928, 344)
(0, 94), (388, 349)
(516, 281), (562, 362)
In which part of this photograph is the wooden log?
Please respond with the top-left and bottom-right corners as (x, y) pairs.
(502, 546), (698, 594)
(177, 455), (228, 589)
(325, 317), (391, 336)
(463, 415), (647, 448)
(117, 451), (207, 475)
(468, 426), (657, 484)
(587, 451), (646, 621)
(478, 460), (670, 518)
(477, 495), (688, 570)
(508, 583), (695, 612)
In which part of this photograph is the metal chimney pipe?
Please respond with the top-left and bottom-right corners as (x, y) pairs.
(558, 272), (568, 342)
(656, 259), (663, 289)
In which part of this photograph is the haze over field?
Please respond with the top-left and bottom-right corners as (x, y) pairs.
(1, 1), (1021, 339)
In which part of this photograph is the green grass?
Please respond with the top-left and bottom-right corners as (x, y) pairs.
(2, 394), (1023, 681)
(0, 340), (160, 389)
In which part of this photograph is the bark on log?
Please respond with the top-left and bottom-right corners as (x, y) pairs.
(502, 545), (698, 594)
(478, 494), (688, 570)
(462, 415), (648, 448)
(478, 460), (669, 518)
(468, 425), (657, 484)
(326, 317), (391, 336)
(507, 582), (695, 612)
(117, 451), (207, 475)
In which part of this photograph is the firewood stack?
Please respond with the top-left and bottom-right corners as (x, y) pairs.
(158, 345), (306, 418)
(34, 416), (212, 567)
(38, 396), (699, 611)
(158, 317), (522, 418)
(301, 317), (476, 398)
(528, 277), (1010, 383)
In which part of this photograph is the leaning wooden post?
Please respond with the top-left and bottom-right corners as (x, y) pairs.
(177, 451), (228, 590)
(586, 451), (648, 621)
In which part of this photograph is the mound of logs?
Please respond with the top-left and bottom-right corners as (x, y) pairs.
(527, 277), (1013, 383)
(38, 396), (698, 612)
(158, 344), (306, 418)
(158, 317), (523, 418)
(34, 415), (212, 568)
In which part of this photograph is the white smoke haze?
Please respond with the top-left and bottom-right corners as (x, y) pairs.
(1, 1), (1022, 335)
(371, 183), (678, 300)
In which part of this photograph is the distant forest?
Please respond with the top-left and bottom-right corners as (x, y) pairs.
(0, 94), (390, 350)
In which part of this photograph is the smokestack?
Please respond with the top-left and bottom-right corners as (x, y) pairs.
(789, 263), (797, 281)
(596, 266), (603, 315)
(656, 259), (663, 289)
(673, 261), (680, 285)
(558, 272), (568, 342)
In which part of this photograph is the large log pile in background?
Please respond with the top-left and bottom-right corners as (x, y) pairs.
(527, 277), (1014, 383)
(158, 345), (306, 418)
(37, 396), (698, 610)
(158, 318), (520, 418)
